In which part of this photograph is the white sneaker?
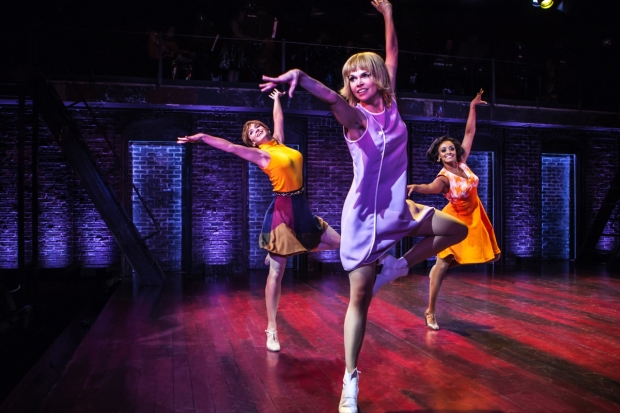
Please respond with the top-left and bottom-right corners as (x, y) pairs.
(338, 368), (360, 413)
(373, 255), (409, 296)
(265, 330), (280, 352)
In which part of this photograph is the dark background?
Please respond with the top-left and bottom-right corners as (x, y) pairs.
(5, 0), (619, 59)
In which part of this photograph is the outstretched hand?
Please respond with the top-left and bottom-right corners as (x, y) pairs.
(371, 0), (392, 15)
(269, 89), (286, 101)
(260, 70), (301, 98)
(177, 133), (202, 144)
(407, 184), (417, 197)
(471, 88), (487, 106)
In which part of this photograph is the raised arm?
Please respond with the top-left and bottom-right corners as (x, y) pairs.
(260, 70), (366, 137)
(407, 176), (449, 196)
(270, 90), (286, 143)
(372, 0), (398, 91)
(177, 133), (269, 168)
(461, 88), (487, 163)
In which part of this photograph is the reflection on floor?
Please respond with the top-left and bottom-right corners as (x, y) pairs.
(15, 263), (620, 412)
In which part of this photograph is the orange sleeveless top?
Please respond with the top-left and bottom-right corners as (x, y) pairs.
(258, 140), (303, 192)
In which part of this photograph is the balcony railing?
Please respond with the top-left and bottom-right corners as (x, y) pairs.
(16, 27), (618, 112)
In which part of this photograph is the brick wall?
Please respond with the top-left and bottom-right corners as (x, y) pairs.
(0, 107), (120, 269)
(0, 110), (24, 268)
(503, 129), (543, 264)
(306, 116), (351, 264)
(1, 104), (618, 274)
(130, 143), (184, 271)
(69, 110), (123, 267)
(191, 113), (247, 272)
(584, 133), (620, 251)
(541, 155), (572, 259)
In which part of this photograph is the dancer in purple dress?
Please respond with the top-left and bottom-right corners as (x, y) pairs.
(260, 1), (467, 411)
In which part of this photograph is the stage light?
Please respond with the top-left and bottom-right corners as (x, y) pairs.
(540, 0), (554, 9)
(531, 0), (554, 9)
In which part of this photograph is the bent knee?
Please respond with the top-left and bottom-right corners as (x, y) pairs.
(455, 222), (468, 241)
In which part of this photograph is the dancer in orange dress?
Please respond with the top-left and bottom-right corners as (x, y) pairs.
(407, 89), (501, 330)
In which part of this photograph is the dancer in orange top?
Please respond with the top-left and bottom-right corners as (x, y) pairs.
(408, 89), (501, 330)
(178, 91), (340, 351)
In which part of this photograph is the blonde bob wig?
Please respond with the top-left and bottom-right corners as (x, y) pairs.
(339, 52), (394, 108)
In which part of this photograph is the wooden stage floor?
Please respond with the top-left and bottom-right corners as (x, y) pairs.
(18, 263), (620, 412)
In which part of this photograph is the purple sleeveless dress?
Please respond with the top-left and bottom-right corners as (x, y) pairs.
(340, 99), (433, 271)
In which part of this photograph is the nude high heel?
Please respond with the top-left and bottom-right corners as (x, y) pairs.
(424, 311), (440, 330)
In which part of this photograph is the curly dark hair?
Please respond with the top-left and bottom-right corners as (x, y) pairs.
(425, 135), (465, 164)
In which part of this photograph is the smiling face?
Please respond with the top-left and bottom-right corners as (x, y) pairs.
(340, 52), (393, 108)
(242, 120), (272, 147)
(438, 140), (457, 164)
(348, 69), (379, 103)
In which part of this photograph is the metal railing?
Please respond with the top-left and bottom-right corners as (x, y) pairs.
(25, 27), (618, 112)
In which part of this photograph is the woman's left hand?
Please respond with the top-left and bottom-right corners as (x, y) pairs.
(269, 90), (286, 100)
(471, 88), (487, 106)
(371, 0), (392, 14)
(407, 184), (418, 196)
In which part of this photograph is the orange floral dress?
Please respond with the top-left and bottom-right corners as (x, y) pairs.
(437, 162), (500, 264)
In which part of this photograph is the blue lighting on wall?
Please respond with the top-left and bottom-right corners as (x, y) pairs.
(542, 154), (574, 259)
(130, 142), (184, 271)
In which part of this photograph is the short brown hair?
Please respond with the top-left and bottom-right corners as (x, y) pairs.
(241, 120), (271, 147)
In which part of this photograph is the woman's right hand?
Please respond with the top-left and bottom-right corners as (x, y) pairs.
(407, 184), (418, 196)
(260, 69), (302, 97)
(177, 133), (203, 144)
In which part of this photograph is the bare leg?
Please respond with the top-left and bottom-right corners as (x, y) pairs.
(373, 211), (467, 296)
(312, 226), (341, 252)
(343, 263), (375, 373)
(402, 210), (467, 267)
(265, 254), (287, 332)
(427, 256), (452, 314)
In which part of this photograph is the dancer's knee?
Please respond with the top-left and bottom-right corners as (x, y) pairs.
(349, 285), (372, 308)
(454, 221), (468, 242)
(348, 264), (375, 307)
(436, 257), (452, 271)
(267, 266), (285, 284)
